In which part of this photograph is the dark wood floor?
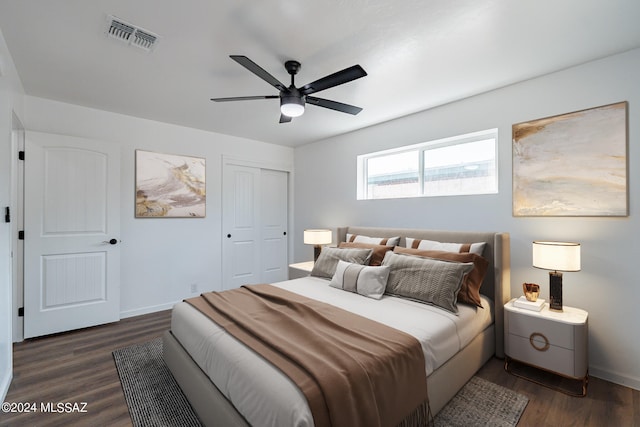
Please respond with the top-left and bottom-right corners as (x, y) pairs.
(477, 359), (640, 427)
(1, 310), (172, 427)
(1, 310), (638, 427)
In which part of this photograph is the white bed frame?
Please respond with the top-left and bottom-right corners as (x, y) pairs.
(163, 226), (511, 426)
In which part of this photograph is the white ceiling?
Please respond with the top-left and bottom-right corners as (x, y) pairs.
(1, 1), (639, 147)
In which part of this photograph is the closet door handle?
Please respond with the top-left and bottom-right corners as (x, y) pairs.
(227, 234), (232, 238)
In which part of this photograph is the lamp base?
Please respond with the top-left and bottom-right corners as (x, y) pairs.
(313, 245), (322, 261)
(549, 271), (563, 311)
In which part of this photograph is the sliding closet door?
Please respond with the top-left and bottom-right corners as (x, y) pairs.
(260, 169), (288, 284)
(222, 163), (288, 290)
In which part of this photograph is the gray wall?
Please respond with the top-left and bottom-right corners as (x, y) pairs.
(293, 48), (640, 389)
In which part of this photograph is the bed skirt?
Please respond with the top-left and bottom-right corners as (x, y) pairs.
(163, 323), (495, 426)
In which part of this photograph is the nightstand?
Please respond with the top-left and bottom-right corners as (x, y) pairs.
(504, 298), (589, 396)
(288, 261), (314, 279)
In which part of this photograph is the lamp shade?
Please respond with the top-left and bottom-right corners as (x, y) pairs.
(532, 241), (581, 272)
(303, 229), (332, 245)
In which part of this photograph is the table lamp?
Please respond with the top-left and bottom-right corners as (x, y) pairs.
(532, 241), (581, 311)
(304, 229), (332, 261)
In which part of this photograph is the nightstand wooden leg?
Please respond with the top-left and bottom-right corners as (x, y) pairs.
(505, 358), (588, 397)
(581, 373), (589, 397)
(504, 356), (511, 372)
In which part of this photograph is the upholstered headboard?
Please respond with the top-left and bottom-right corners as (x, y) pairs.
(336, 226), (511, 357)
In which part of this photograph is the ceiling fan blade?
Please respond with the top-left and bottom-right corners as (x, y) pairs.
(279, 114), (292, 124)
(211, 95), (279, 102)
(306, 96), (363, 115)
(230, 55), (288, 92)
(300, 65), (367, 95)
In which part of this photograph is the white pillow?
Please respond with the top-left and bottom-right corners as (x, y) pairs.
(405, 238), (486, 256)
(329, 260), (390, 300)
(346, 233), (400, 246)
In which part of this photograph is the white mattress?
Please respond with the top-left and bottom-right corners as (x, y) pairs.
(171, 276), (494, 427)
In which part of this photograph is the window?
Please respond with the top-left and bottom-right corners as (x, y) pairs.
(357, 129), (498, 200)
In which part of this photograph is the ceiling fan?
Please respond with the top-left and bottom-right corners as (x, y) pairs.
(211, 55), (367, 123)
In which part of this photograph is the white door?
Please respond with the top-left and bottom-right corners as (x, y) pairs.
(222, 163), (288, 290)
(261, 169), (288, 284)
(23, 132), (121, 339)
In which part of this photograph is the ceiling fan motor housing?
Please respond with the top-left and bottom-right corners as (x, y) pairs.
(280, 86), (305, 117)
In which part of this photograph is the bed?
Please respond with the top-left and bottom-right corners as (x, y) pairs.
(163, 226), (511, 426)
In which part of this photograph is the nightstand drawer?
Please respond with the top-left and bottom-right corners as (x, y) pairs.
(509, 312), (574, 350)
(507, 334), (581, 377)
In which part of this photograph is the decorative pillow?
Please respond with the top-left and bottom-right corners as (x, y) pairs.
(310, 247), (373, 279)
(405, 237), (486, 256)
(346, 233), (400, 247)
(393, 247), (488, 308)
(329, 260), (390, 300)
(338, 242), (394, 266)
(382, 252), (474, 313)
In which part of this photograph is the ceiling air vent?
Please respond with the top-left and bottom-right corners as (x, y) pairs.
(105, 15), (159, 52)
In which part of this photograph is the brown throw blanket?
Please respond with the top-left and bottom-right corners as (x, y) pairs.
(186, 284), (429, 427)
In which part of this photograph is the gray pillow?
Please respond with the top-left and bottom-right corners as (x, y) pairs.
(310, 247), (372, 279)
(382, 252), (474, 313)
(329, 260), (390, 299)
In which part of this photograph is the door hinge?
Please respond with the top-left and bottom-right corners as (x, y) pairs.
(18, 307), (24, 317)
(4, 207), (9, 223)
(18, 151), (25, 161)
(18, 230), (24, 240)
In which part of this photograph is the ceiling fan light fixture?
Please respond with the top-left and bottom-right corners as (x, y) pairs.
(280, 95), (305, 117)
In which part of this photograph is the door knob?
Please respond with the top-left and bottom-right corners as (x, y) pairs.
(227, 234), (232, 238)
(103, 238), (119, 245)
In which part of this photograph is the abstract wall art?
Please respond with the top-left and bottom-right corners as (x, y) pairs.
(135, 150), (206, 218)
(513, 102), (627, 216)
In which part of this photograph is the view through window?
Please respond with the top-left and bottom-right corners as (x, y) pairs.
(357, 129), (498, 200)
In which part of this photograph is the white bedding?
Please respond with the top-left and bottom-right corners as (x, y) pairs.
(171, 276), (494, 427)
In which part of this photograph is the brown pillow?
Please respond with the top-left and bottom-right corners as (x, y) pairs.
(393, 247), (489, 308)
(339, 242), (394, 266)
(346, 234), (400, 246)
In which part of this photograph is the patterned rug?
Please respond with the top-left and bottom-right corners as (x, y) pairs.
(113, 338), (202, 427)
(113, 338), (528, 427)
(433, 376), (528, 426)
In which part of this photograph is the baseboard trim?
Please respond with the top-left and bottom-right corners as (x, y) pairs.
(1, 372), (11, 403)
(590, 365), (640, 391)
(120, 301), (179, 319)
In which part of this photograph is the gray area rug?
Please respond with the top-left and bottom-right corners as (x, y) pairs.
(433, 376), (528, 427)
(113, 338), (202, 427)
(113, 338), (528, 427)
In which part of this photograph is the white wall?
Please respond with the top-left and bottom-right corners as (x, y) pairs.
(21, 96), (294, 321)
(293, 48), (640, 390)
(0, 27), (25, 401)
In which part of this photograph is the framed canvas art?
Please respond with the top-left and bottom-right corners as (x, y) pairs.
(135, 150), (206, 218)
(513, 102), (627, 216)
